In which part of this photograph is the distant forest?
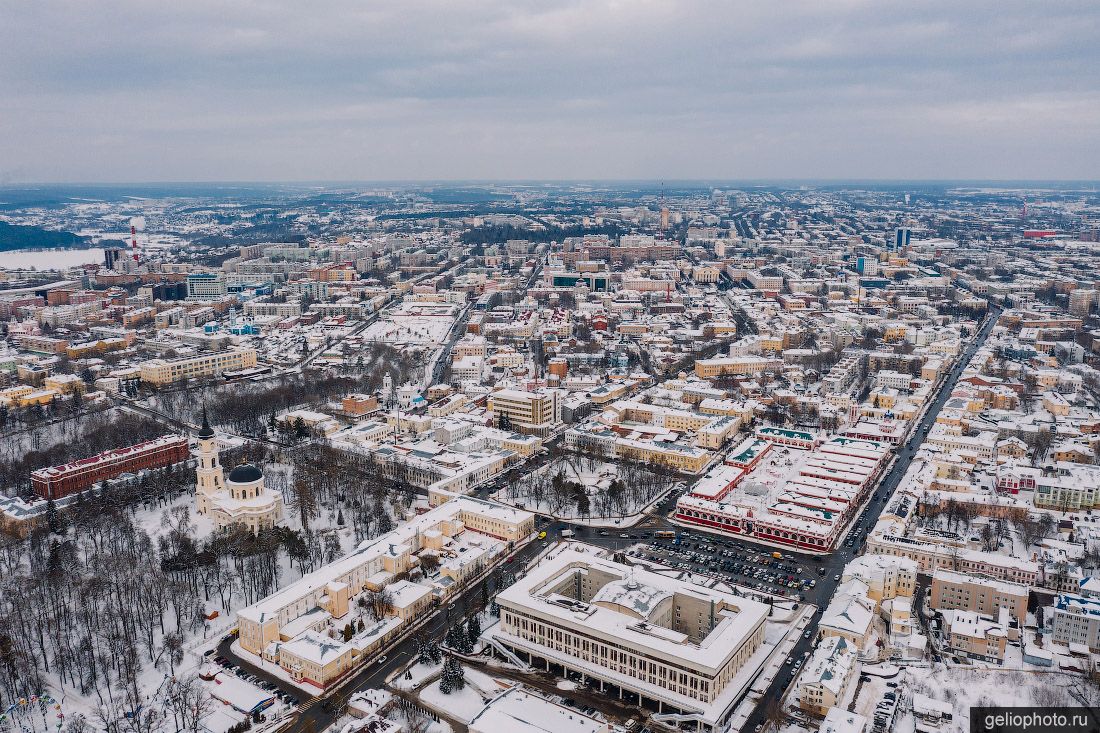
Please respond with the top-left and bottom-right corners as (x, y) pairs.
(0, 221), (90, 252)
(461, 222), (627, 245)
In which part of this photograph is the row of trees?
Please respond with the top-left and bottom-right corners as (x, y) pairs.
(0, 410), (167, 494)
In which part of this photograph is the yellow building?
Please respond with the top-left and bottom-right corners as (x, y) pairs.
(883, 324), (907, 343)
(694, 355), (772, 378)
(237, 494), (534, 660)
(797, 637), (857, 717)
(44, 374), (86, 395)
(489, 389), (557, 432)
(0, 385), (34, 406)
(139, 348), (257, 385)
(11, 388), (60, 407)
(277, 631), (361, 687)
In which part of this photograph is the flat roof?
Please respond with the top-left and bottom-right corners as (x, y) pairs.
(497, 547), (768, 675)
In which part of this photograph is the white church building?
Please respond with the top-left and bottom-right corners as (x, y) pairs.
(194, 410), (284, 533)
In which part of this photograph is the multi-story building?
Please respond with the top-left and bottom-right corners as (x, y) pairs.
(841, 555), (918, 604)
(186, 272), (228, 300)
(819, 580), (876, 647)
(138, 348), (257, 385)
(565, 424), (711, 474)
(308, 264), (358, 282)
(1068, 288), (1097, 316)
(13, 334), (69, 354)
(237, 493), (533, 665)
(694, 355), (777, 379)
(930, 570), (1029, 623)
(1034, 463), (1100, 511)
(489, 388), (559, 434)
(492, 548), (769, 730)
(797, 636), (858, 717)
(925, 425), (997, 462)
(940, 609), (1007, 664)
(674, 436), (887, 552)
(1051, 594), (1100, 651)
(31, 434), (190, 500)
(868, 532), (1039, 586)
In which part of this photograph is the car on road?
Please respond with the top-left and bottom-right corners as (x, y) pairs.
(833, 574), (841, 581)
(377, 655), (388, 664)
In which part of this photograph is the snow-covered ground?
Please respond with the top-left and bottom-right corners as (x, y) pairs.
(362, 306), (457, 347)
(852, 663), (1095, 733)
(492, 455), (673, 526)
(416, 665), (511, 724)
(391, 661), (443, 692)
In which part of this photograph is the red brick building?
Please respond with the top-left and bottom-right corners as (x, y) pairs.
(31, 434), (190, 500)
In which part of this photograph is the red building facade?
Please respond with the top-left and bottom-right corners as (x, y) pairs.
(31, 434), (190, 500)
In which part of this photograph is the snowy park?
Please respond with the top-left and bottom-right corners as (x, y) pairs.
(493, 454), (677, 523)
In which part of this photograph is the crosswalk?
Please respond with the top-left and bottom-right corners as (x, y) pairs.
(297, 695), (322, 712)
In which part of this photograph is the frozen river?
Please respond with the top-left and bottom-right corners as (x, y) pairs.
(0, 248), (104, 270)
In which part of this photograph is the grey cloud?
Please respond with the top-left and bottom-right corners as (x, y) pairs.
(0, 0), (1097, 181)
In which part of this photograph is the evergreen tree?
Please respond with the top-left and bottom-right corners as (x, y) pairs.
(376, 505), (394, 534)
(490, 600), (500, 618)
(438, 669), (453, 695)
(445, 625), (460, 650)
(336, 509), (345, 526)
(45, 499), (68, 535)
(427, 641), (442, 665)
(466, 615), (481, 644)
(447, 658), (466, 691)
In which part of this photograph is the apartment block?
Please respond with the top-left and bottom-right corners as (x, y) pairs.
(139, 348), (258, 385)
(930, 570), (1029, 622)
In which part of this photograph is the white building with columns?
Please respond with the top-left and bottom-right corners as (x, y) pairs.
(492, 547), (772, 731)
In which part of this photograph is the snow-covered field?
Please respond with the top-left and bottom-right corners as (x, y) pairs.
(362, 313), (456, 346)
(359, 300), (457, 348)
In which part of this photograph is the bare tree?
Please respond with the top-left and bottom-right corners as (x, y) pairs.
(166, 674), (215, 733)
(366, 587), (395, 622)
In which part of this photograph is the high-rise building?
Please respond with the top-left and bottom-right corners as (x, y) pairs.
(892, 227), (912, 251)
(186, 272), (228, 300)
(1069, 288), (1097, 316)
(103, 247), (128, 271)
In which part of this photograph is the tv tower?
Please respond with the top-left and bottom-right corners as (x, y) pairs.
(131, 225), (139, 264)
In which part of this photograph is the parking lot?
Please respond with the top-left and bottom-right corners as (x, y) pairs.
(207, 646), (303, 707)
(625, 533), (826, 599)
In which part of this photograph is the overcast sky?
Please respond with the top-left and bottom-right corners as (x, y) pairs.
(1, 1), (1098, 183)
